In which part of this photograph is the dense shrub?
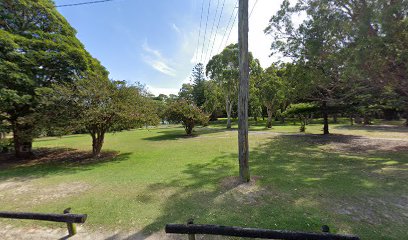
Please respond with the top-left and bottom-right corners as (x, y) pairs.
(165, 100), (208, 135)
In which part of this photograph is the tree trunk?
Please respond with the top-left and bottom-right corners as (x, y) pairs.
(11, 120), (33, 158)
(280, 116), (285, 124)
(266, 106), (273, 128)
(13, 130), (22, 157)
(226, 98), (232, 129)
(306, 114), (311, 125)
(185, 126), (193, 135)
(363, 114), (371, 125)
(322, 101), (329, 134)
(349, 115), (354, 125)
(355, 115), (362, 124)
(91, 131), (105, 157)
(405, 118), (408, 127)
(333, 114), (338, 123)
(299, 117), (306, 132)
(184, 120), (194, 135)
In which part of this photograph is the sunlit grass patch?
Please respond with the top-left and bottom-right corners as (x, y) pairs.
(0, 122), (407, 239)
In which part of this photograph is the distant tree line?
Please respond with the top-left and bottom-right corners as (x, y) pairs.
(155, 0), (407, 134)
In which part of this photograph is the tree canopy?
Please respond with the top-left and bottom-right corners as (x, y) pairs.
(0, 0), (96, 156)
(191, 63), (206, 107)
(165, 100), (208, 135)
(205, 44), (260, 128)
(51, 73), (159, 156)
(265, 0), (408, 131)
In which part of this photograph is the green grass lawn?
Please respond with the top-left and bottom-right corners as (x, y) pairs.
(0, 120), (407, 239)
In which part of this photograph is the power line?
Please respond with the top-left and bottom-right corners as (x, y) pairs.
(221, 0), (255, 51)
(200, 0), (212, 63)
(224, 9), (238, 46)
(207, 0), (226, 63)
(249, 0), (258, 18)
(217, 1), (238, 54)
(204, 0), (220, 63)
(56, 0), (114, 8)
(195, 0), (206, 63)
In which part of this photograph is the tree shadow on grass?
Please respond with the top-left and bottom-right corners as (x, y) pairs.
(114, 153), (244, 240)
(278, 133), (408, 154)
(333, 124), (408, 133)
(122, 134), (407, 240)
(142, 127), (233, 141)
(34, 134), (87, 143)
(250, 134), (407, 184)
(0, 148), (131, 181)
(248, 134), (408, 239)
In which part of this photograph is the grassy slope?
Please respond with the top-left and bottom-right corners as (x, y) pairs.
(0, 120), (407, 239)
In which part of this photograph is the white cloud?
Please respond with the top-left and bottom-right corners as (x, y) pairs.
(172, 23), (181, 33)
(182, 75), (191, 84)
(248, 0), (281, 68)
(149, 60), (177, 77)
(189, 1), (239, 66)
(248, 0), (304, 67)
(145, 0), (303, 94)
(146, 85), (179, 96)
(186, 0), (280, 68)
(142, 41), (177, 76)
(189, 0), (302, 68)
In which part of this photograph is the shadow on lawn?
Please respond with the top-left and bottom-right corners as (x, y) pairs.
(142, 127), (233, 141)
(120, 134), (407, 240)
(333, 124), (408, 133)
(0, 148), (131, 181)
(34, 134), (86, 143)
(209, 119), (287, 130)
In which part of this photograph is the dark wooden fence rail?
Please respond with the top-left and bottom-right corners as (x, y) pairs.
(165, 220), (360, 240)
(0, 208), (87, 236)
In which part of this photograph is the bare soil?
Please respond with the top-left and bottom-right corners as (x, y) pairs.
(0, 179), (91, 207)
(0, 224), (233, 239)
(331, 194), (408, 226)
(0, 224), (185, 240)
(216, 176), (281, 206)
(320, 135), (408, 153)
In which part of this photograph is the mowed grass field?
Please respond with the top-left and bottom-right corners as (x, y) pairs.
(0, 119), (407, 239)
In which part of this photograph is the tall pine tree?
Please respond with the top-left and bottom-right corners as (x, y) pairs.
(191, 63), (206, 107)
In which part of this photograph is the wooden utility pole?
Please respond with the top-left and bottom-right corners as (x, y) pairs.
(238, 0), (250, 182)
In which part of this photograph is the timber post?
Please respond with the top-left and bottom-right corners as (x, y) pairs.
(187, 218), (196, 240)
(0, 209), (86, 236)
(238, 0), (250, 182)
(63, 208), (77, 236)
(322, 225), (330, 233)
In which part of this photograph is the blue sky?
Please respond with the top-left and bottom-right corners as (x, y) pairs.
(55, 0), (286, 95)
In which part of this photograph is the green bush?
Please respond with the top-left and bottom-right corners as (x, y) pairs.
(165, 100), (208, 135)
(0, 138), (12, 153)
(284, 103), (319, 132)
